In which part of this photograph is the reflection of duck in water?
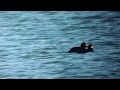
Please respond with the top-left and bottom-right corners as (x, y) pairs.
(68, 42), (94, 53)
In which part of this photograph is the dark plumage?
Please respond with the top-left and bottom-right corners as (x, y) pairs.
(87, 44), (94, 52)
(68, 42), (94, 53)
(68, 42), (87, 53)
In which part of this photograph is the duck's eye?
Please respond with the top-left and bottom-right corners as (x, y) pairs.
(91, 46), (94, 48)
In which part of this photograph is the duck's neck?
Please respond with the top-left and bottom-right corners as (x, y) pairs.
(88, 49), (93, 52)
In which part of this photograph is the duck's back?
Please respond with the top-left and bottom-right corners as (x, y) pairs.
(68, 47), (80, 53)
(68, 46), (88, 53)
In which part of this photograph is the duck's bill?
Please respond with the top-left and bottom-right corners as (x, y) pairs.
(91, 46), (94, 48)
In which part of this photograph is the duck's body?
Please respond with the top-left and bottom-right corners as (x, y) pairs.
(68, 42), (87, 53)
(68, 47), (79, 53)
(68, 47), (87, 53)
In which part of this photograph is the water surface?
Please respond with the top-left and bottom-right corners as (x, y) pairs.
(0, 11), (120, 79)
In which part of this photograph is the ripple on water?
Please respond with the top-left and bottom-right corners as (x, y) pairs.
(0, 11), (120, 79)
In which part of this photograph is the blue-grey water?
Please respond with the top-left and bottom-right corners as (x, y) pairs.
(0, 11), (120, 79)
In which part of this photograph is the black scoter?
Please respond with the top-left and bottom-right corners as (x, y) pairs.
(68, 42), (87, 53)
(87, 44), (94, 52)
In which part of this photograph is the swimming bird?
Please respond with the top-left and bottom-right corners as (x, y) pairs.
(68, 42), (87, 53)
(87, 44), (94, 52)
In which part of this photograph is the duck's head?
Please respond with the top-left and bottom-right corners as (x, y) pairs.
(88, 44), (94, 50)
(80, 42), (88, 48)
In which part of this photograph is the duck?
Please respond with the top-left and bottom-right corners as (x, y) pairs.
(68, 42), (94, 53)
(68, 42), (87, 53)
(87, 44), (94, 52)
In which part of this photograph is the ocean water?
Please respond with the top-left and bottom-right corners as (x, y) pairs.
(0, 11), (120, 79)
